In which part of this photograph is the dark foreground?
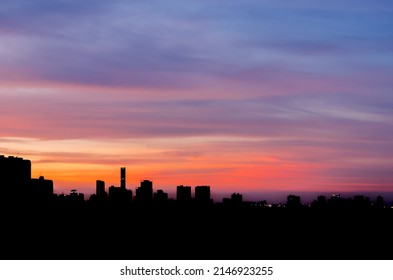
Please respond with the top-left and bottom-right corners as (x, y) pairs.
(1, 203), (392, 260)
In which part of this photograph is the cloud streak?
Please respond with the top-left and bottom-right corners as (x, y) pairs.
(1, 0), (392, 88)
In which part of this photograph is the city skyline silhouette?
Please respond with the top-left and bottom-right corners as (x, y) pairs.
(1, 0), (392, 261)
(1, 154), (391, 207)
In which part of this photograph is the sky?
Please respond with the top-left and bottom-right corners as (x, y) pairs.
(1, 0), (393, 202)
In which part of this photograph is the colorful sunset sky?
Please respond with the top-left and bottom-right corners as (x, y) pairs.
(1, 1), (392, 202)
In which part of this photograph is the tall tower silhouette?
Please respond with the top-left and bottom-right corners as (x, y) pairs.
(120, 167), (126, 189)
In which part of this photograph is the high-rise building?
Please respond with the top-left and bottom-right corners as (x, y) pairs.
(108, 167), (132, 205)
(135, 180), (153, 204)
(195, 186), (211, 203)
(120, 167), (126, 189)
(0, 155), (31, 195)
(176, 185), (191, 203)
(96, 180), (106, 197)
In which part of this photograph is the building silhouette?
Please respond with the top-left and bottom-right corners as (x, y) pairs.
(286, 194), (301, 208)
(195, 186), (211, 204)
(353, 195), (371, 209)
(96, 180), (106, 197)
(135, 180), (153, 204)
(70, 189), (84, 200)
(311, 195), (327, 208)
(0, 155), (31, 196)
(30, 176), (54, 198)
(376, 195), (384, 209)
(327, 194), (344, 208)
(176, 185), (191, 203)
(231, 193), (242, 203)
(108, 168), (132, 205)
(223, 193), (243, 207)
(120, 167), (126, 189)
(0, 155), (56, 206)
(154, 189), (168, 202)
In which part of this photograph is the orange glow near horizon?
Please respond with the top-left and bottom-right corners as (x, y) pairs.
(19, 142), (388, 199)
(0, 126), (391, 201)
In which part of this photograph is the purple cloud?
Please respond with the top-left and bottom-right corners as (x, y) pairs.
(0, 0), (391, 88)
